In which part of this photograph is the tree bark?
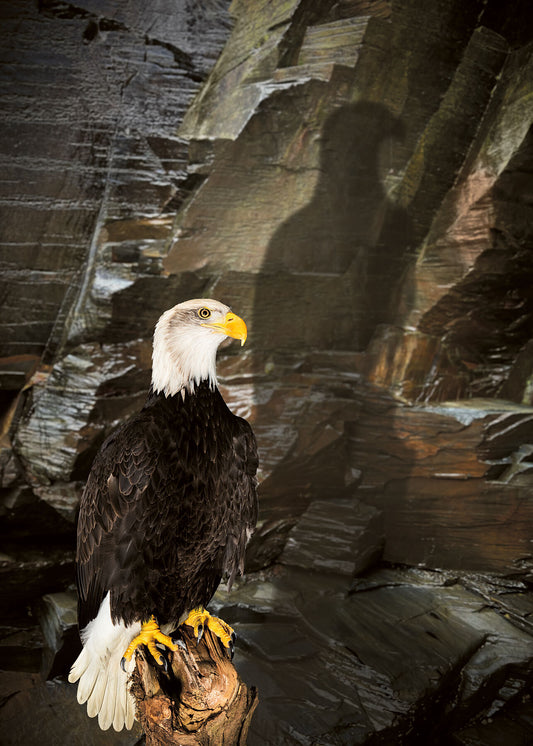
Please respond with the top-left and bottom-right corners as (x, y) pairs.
(130, 624), (258, 745)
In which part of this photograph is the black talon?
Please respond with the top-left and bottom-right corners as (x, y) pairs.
(231, 631), (237, 659)
(173, 637), (187, 651)
(120, 656), (127, 672)
(157, 654), (168, 672)
(196, 624), (204, 645)
(149, 646), (169, 671)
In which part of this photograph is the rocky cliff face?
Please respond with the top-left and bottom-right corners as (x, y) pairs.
(1, 1), (532, 744)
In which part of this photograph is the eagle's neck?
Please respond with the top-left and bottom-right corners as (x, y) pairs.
(151, 318), (219, 398)
(146, 378), (218, 408)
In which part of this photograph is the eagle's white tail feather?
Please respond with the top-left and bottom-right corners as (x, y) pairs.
(73, 650), (98, 704)
(86, 674), (105, 718)
(114, 659), (129, 731)
(68, 593), (140, 731)
(125, 679), (136, 730)
(100, 653), (118, 731)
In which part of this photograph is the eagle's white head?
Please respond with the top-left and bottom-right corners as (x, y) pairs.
(151, 298), (247, 398)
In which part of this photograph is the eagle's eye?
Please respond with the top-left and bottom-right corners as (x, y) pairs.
(198, 307), (211, 319)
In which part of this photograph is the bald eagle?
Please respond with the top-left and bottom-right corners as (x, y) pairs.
(68, 299), (258, 731)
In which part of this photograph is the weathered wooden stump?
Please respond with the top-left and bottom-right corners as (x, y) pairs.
(130, 624), (258, 745)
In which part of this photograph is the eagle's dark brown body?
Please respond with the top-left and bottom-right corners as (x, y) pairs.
(76, 380), (258, 632)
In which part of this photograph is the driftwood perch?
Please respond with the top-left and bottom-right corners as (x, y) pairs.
(130, 624), (258, 745)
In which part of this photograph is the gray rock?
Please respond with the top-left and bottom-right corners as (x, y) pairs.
(214, 565), (533, 744)
(280, 497), (383, 576)
(35, 591), (79, 679)
(0, 672), (142, 745)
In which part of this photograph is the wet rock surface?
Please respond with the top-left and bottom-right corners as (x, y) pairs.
(213, 554), (533, 744)
(1, 0), (533, 743)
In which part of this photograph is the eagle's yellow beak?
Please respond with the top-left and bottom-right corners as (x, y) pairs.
(205, 312), (247, 346)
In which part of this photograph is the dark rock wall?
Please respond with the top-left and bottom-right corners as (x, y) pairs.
(166, 0), (533, 574)
(1, 0), (232, 479)
(1, 0), (533, 743)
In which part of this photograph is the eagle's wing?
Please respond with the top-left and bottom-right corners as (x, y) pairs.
(222, 414), (259, 588)
(76, 417), (159, 630)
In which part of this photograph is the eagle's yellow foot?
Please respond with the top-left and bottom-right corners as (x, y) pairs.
(182, 607), (236, 658)
(120, 616), (178, 671)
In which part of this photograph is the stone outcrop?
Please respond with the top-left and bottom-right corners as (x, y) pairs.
(1, 0), (532, 743)
(212, 561), (533, 744)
